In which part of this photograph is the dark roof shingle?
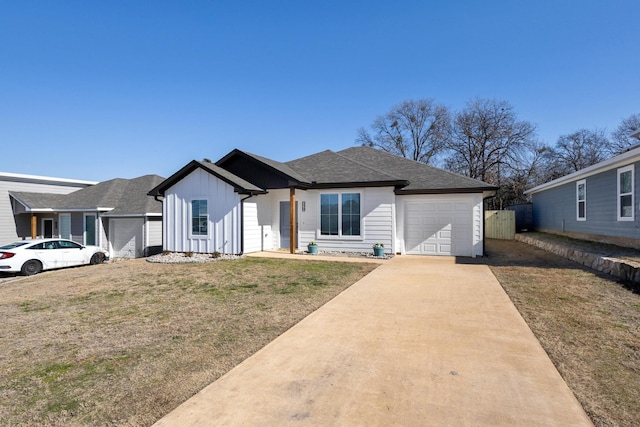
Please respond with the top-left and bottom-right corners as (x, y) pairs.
(11, 175), (166, 215)
(337, 146), (497, 193)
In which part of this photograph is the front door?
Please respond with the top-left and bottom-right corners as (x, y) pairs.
(42, 218), (53, 238)
(279, 202), (298, 249)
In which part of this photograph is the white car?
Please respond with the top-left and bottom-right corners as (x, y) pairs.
(0, 238), (110, 276)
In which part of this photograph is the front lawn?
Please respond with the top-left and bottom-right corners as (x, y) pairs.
(485, 239), (640, 427)
(0, 257), (377, 426)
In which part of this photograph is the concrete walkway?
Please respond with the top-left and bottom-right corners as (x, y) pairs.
(154, 255), (592, 426)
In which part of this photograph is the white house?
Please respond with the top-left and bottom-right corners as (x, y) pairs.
(149, 147), (496, 257)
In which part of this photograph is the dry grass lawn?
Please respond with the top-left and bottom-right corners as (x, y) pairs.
(485, 239), (640, 427)
(0, 257), (377, 426)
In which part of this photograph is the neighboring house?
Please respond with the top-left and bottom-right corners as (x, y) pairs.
(526, 144), (640, 249)
(149, 147), (497, 257)
(0, 172), (97, 245)
(9, 175), (165, 258)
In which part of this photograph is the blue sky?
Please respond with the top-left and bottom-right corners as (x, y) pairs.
(2, 1), (638, 181)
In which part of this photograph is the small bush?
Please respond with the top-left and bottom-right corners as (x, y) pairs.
(212, 251), (222, 259)
(185, 251), (194, 258)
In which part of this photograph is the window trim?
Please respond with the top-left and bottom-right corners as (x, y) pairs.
(190, 199), (209, 238)
(59, 213), (71, 240)
(576, 179), (586, 221)
(318, 191), (363, 240)
(83, 213), (97, 246)
(617, 165), (634, 222)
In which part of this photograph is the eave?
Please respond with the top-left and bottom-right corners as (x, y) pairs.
(525, 146), (640, 195)
(395, 186), (498, 195)
(303, 180), (409, 190)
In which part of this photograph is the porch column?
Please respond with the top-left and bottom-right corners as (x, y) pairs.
(31, 214), (37, 239)
(290, 187), (296, 254)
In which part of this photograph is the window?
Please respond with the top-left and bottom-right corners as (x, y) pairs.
(576, 180), (586, 221)
(618, 165), (634, 221)
(320, 193), (361, 237)
(58, 240), (81, 249)
(191, 199), (208, 236)
(59, 214), (71, 239)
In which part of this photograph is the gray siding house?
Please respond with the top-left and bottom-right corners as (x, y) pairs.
(9, 175), (164, 258)
(526, 145), (640, 249)
(0, 172), (97, 245)
(150, 147), (497, 257)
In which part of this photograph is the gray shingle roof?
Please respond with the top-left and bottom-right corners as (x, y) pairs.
(285, 150), (407, 186)
(11, 175), (165, 215)
(212, 146), (496, 193)
(336, 146), (497, 193)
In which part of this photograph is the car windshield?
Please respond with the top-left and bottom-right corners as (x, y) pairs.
(0, 242), (29, 250)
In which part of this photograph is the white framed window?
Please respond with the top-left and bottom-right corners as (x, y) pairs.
(190, 199), (208, 236)
(319, 192), (362, 238)
(617, 165), (634, 221)
(59, 214), (71, 239)
(576, 179), (586, 221)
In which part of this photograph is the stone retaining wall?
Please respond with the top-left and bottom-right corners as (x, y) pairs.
(515, 234), (640, 284)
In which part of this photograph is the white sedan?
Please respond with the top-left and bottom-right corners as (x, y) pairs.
(0, 238), (110, 276)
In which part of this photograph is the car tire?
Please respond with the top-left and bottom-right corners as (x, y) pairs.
(90, 253), (105, 265)
(21, 260), (42, 276)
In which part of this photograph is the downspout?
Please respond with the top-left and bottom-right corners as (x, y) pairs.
(239, 193), (254, 255)
(153, 195), (164, 254)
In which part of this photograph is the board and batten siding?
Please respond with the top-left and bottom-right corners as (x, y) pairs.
(243, 201), (275, 253)
(294, 187), (396, 253)
(532, 161), (640, 240)
(163, 168), (243, 254)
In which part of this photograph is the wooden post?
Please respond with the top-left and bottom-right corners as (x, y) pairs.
(290, 187), (296, 254)
(31, 214), (37, 239)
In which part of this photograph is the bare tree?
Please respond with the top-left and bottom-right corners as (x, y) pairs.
(611, 113), (640, 155)
(356, 99), (450, 164)
(542, 128), (610, 179)
(445, 98), (536, 183)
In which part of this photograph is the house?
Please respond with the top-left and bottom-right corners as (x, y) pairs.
(526, 143), (640, 249)
(0, 172), (97, 245)
(8, 175), (165, 258)
(149, 147), (497, 257)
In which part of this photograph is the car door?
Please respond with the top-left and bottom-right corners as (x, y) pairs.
(56, 240), (88, 266)
(26, 242), (61, 269)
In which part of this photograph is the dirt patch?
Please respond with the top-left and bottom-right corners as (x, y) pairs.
(485, 239), (640, 427)
(0, 257), (378, 426)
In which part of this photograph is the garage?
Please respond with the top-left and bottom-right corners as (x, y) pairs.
(403, 198), (474, 256)
(110, 218), (143, 258)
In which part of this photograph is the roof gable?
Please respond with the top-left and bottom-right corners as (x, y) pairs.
(216, 149), (310, 188)
(148, 160), (265, 197)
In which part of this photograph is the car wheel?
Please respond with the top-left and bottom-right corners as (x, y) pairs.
(90, 253), (105, 265)
(21, 260), (42, 276)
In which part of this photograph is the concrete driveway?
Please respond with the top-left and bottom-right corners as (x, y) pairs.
(154, 255), (592, 426)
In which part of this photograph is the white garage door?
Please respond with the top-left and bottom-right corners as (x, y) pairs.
(111, 218), (143, 258)
(404, 200), (472, 256)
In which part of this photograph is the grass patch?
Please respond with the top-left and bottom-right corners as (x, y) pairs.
(485, 239), (640, 427)
(0, 257), (376, 426)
